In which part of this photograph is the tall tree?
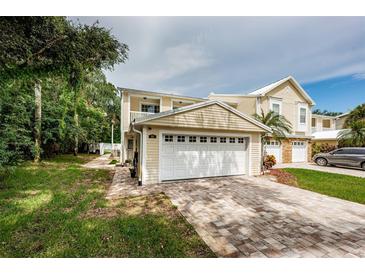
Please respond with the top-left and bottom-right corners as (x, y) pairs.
(0, 17), (72, 162)
(63, 22), (128, 155)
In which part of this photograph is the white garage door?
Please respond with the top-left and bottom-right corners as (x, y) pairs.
(264, 140), (282, 164)
(160, 134), (249, 181)
(292, 141), (307, 162)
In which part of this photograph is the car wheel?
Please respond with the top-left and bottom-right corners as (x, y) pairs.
(316, 157), (327, 166)
(362, 162), (365, 170)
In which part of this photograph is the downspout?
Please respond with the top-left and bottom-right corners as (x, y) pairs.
(131, 123), (143, 186)
(120, 89), (125, 164)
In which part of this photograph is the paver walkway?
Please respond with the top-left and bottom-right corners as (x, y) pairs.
(275, 162), (365, 178)
(82, 154), (115, 170)
(108, 168), (365, 258)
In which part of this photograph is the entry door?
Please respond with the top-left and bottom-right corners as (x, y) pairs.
(160, 134), (248, 181)
(292, 141), (307, 162)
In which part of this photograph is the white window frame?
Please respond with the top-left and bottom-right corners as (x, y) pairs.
(297, 103), (308, 132)
(269, 98), (282, 115)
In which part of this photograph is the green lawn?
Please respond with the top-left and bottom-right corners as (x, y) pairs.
(0, 154), (214, 258)
(284, 168), (365, 204)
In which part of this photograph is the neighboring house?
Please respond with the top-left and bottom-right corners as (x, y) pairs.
(209, 76), (315, 164)
(120, 88), (271, 184)
(311, 112), (349, 146)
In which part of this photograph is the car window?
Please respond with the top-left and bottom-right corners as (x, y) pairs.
(350, 149), (365, 155)
(333, 149), (346, 154)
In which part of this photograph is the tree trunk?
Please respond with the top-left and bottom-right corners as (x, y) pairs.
(34, 81), (42, 162)
(73, 93), (79, 156)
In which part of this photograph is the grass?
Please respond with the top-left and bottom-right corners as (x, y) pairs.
(109, 159), (119, 165)
(284, 168), (365, 204)
(0, 154), (214, 258)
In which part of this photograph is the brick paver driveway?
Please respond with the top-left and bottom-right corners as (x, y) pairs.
(108, 169), (365, 258)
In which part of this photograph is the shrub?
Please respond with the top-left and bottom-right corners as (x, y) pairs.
(269, 169), (298, 187)
(263, 154), (276, 170)
(311, 143), (337, 157)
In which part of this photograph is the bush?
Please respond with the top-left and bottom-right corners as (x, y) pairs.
(269, 169), (298, 187)
(311, 143), (337, 157)
(263, 154), (276, 170)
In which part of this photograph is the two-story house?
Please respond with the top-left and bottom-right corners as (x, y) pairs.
(119, 88), (271, 185)
(209, 76), (315, 164)
(119, 76), (317, 184)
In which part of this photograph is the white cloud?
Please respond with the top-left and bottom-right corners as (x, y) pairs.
(353, 73), (365, 80)
(73, 17), (365, 97)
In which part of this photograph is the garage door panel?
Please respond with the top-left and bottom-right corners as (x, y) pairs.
(292, 141), (307, 162)
(160, 134), (248, 181)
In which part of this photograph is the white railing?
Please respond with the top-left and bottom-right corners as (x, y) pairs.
(99, 143), (121, 155)
(130, 111), (156, 122)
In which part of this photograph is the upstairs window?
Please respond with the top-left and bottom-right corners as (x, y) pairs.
(311, 118), (316, 127)
(141, 104), (160, 113)
(300, 107), (306, 124)
(272, 103), (280, 114)
(322, 119), (331, 128)
(270, 99), (282, 115)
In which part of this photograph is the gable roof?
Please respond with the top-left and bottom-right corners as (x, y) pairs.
(133, 100), (272, 132)
(248, 76), (315, 105)
(209, 76), (316, 106)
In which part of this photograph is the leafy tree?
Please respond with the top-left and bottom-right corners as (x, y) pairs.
(0, 17), (74, 162)
(0, 17), (127, 176)
(312, 109), (343, 117)
(63, 21), (128, 155)
(344, 103), (365, 128)
(338, 120), (365, 147)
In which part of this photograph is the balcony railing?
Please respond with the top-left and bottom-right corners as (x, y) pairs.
(130, 111), (156, 122)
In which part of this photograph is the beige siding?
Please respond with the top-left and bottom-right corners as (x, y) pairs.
(144, 127), (159, 184)
(260, 81), (311, 135)
(336, 116), (347, 130)
(161, 96), (171, 112)
(250, 133), (262, 176)
(237, 97), (256, 115)
(140, 104), (266, 132)
(143, 127), (263, 184)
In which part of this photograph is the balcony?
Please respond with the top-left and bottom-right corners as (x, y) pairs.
(130, 111), (156, 122)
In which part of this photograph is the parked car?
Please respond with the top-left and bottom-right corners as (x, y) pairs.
(313, 147), (365, 170)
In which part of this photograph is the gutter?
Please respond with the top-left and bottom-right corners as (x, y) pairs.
(130, 123), (143, 186)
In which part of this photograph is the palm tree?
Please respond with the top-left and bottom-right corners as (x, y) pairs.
(337, 120), (365, 147)
(254, 109), (292, 142)
(253, 109), (292, 172)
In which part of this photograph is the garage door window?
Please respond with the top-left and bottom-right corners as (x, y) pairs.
(220, 137), (226, 143)
(189, 136), (196, 143)
(238, 137), (244, 143)
(229, 137), (236, 143)
(177, 136), (185, 142)
(210, 137), (217, 143)
(292, 141), (305, 146)
(200, 136), (207, 143)
(164, 135), (173, 142)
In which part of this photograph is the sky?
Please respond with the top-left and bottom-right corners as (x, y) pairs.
(71, 17), (365, 113)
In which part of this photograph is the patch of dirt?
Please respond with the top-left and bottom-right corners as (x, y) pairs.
(80, 193), (180, 219)
(269, 169), (298, 187)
